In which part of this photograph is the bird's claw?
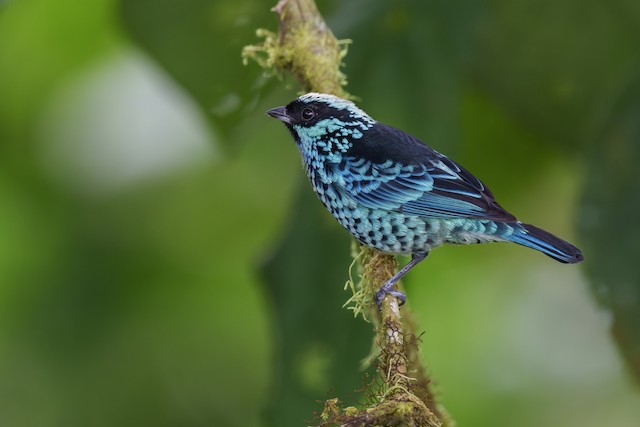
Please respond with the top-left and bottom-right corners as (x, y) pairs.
(375, 288), (406, 309)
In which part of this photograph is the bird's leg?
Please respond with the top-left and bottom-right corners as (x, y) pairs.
(376, 252), (428, 309)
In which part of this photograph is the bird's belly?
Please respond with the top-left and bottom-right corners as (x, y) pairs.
(314, 182), (508, 254)
(315, 186), (446, 254)
(342, 209), (443, 254)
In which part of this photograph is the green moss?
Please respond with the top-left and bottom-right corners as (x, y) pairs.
(343, 242), (372, 321)
(242, 16), (352, 97)
(241, 28), (281, 73)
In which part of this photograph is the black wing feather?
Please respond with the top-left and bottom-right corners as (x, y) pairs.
(341, 123), (516, 221)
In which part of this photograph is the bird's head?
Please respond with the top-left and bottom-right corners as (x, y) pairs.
(267, 93), (376, 155)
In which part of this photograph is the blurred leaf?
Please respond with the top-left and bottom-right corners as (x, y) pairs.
(472, 0), (640, 148)
(120, 0), (276, 140)
(260, 185), (374, 427)
(457, 88), (556, 200)
(579, 73), (640, 380)
(332, 0), (483, 148)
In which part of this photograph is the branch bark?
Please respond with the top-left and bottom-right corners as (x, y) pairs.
(244, 1), (451, 425)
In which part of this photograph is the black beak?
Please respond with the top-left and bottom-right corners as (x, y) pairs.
(266, 106), (292, 124)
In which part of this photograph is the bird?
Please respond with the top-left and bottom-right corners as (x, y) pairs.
(267, 93), (584, 308)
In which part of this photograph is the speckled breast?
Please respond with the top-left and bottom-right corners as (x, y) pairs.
(311, 178), (445, 255)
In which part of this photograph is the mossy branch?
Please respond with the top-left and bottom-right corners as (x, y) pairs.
(242, 0), (351, 97)
(244, 1), (451, 425)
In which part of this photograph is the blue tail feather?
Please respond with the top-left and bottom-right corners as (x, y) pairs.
(508, 223), (583, 264)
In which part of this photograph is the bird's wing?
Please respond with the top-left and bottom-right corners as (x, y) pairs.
(336, 124), (516, 221)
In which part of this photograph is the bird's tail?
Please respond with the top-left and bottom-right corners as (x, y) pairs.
(508, 223), (584, 264)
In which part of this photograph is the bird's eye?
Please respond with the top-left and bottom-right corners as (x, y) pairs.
(301, 108), (315, 121)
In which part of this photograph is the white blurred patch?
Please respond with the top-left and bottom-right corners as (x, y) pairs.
(490, 265), (624, 391)
(37, 49), (215, 196)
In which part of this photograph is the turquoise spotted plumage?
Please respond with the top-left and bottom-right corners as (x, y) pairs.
(267, 93), (583, 307)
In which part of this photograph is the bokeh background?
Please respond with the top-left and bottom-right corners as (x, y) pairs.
(1, 0), (639, 426)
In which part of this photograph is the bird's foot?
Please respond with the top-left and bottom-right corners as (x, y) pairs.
(373, 251), (427, 310)
(375, 287), (406, 309)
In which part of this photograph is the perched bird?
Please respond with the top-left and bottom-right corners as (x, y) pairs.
(267, 93), (583, 307)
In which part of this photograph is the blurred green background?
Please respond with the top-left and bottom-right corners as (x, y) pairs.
(1, 0), (639, 426)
